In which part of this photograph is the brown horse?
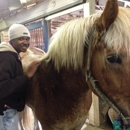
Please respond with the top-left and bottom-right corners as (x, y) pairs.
(20, 46), (44, 130)
(22, 0), (130, 129)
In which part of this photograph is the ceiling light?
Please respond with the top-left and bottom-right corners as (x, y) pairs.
(20, 0), (31, 4)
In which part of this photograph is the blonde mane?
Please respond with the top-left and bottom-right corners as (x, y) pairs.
(104, 7), (130, 52)
(43, 14), (99, 71)
(42, 7), (130, 71)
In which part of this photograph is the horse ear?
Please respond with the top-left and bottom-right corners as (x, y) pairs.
(96, 0), (118, 31)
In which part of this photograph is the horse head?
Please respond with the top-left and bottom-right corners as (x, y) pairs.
(86, 0), (130, 123)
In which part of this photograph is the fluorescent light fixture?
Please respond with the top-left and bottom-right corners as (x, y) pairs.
(20, 0), (27, 4)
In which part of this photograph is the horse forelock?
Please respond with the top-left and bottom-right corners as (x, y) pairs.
(43, 14), (100, 71)
(104, 7), (130, 54)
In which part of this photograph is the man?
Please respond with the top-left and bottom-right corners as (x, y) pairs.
(0, 23), (40, 130)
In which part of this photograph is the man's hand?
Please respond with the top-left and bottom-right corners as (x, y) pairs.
(26, 61), (40, 78)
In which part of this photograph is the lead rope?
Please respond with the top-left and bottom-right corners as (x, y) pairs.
(85, 27), (128, 125)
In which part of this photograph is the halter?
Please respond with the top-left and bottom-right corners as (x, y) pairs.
(85, 26), (129, 124)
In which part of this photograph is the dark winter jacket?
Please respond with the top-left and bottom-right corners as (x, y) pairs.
(0, 42), (29, 115)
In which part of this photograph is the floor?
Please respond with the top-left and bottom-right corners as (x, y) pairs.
(83, 120), (130, 130)
(81, 122), (113, 130)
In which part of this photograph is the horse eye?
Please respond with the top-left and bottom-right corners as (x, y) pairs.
(107, 54), (121, 64)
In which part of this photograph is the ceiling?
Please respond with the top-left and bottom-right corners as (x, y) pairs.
(0, 0), (44, 22)
(0, 0), (130, 32)
(1, 0), (130, 21)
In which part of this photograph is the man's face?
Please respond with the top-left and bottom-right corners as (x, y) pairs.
(10, 36), (30, 53)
